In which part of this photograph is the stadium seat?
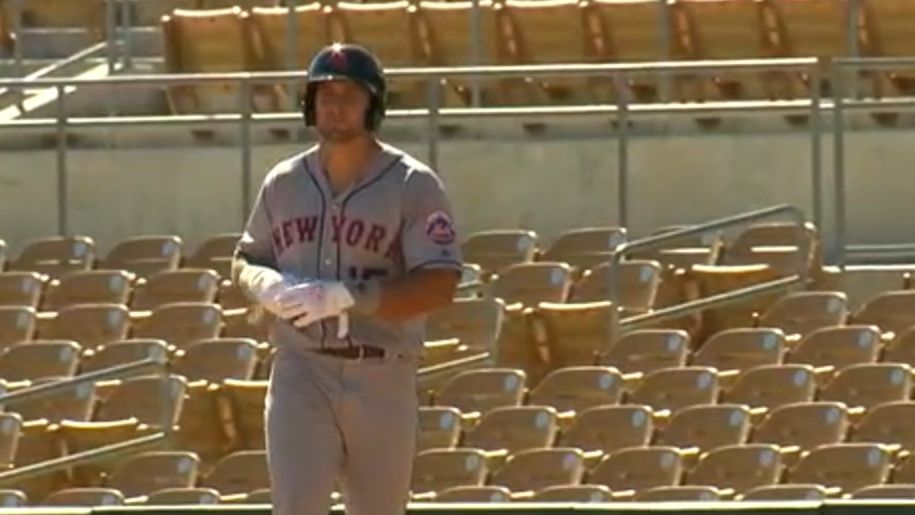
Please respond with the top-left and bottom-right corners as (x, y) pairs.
(417, 407), (462, 452)
(4, 379), (96, 423)
(80, 339), (169, 374)
(0, 489), (26, 507)
(40, 270), (133, 312)
(852, 291), (915, 336)
(852, 401), (915, 451)
(12, 423), (70, 499)
(569, 260), (662, 311)
(433, 485), (511, 502)
(628, 367), (720, 413)
(0, 241), (5, 271)
(758, 291), (848, 338)
(216, 281), (251, 311)
(597, 329), (690, 376)
(201, 450), (270, 497)
(222, 307), (269, 343)
(815, 265), (913, 311)
(787, 443), (895, 494)
(172, 381), (230, 470)
(490, 447), (585, 493)
(587, 446), (685, 494)
(106, 451), (200, 498)
(0, 340), (80, 382)
(535, 301), (616, 368)
(249, 3), (330, 71)
(684, 444), (784, 496)
(636, 485), (724, 502)
(886, 327), (915, 368)
(462, 406), (559, 454)
(726, 222), (821, 272)
(411, 448), (489, 494)
(528, 366), (624, 413)
(42, 488), (124, 507)
(171, 338), (259, 382)
(221, 379), (269, 451)
(461, 230), (539, 277)
(852, 484), (915, 499)
(131, 302), (223, 349)
(788, 325), (882, 376)
(691, 328), (786, 374)
(532, 484), (614, 503)
(434, 368), (526, 415)
(161, 8), (281, 114)
(861, 0), (915, 96)
(0, 272), (46, 308)
(487, 262), (574, 306)
(0, 413), (22, 469)
(721, 364), (817, 409)
(751, 402), (852, 452)
(130, 269), (221, 311)
(9, 236), (95, 279)
(540, 227), (626, 271)
(99, 236), (183, 279)
(185, 233), (241, 278)
(819, 363), (913, 409)
(657, 404), (753, 455)
(686, 263), (784, 337)
(38, 304), (131, 348)
(740, 483), (834, 501)
(425, 297), (505, 351)
(0, 307), (36, 348)
(560, 405), (654, 455)
(144, 487), (221, 505)
(892, 454), (915, 483)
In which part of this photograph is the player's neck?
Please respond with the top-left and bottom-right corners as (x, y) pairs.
(319, 136), (381, 196)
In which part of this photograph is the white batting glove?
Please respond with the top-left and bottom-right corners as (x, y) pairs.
(273, 281), (355, 329)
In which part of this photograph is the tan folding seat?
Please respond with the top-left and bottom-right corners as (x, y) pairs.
(145, 487), (221, 505)
(488, 262), (574, 307)
(636, 485), (724, 502)
(329, 1), (424, 107)
(588, 446), (685, 493)
(220, 379), (268, 450)
(598, 329), (690, 376)
(249, 3), (329, 72)
(0, 272), (46, 308)
(819, 363), (913, 409)
(861, 0), (915, 96)
(884, 327), (915, 368)
(893, 454), (915, 483)
(853, 291), (915, 336)
(0, 340), (80, 382)
(100, 236), (183, 279)
(81, 339), (169, 374)
(684, 444), (783, 495)
(528, 366), (623, 413)
(41, 270), (133, 312)
(686, 264), (784, 337)
(411, 448), (489, 494)
(463, 406), (558, 454)
(726, 223), (820, 271)
(692, 328), (786, 373)
(560, 405), (654, 454)
(674, 0), (776, 101)
(42, 488), (124, 506)
(788, 326), (882, 375)
(172, 381), (231, 470)
(657, 404), (752, 454)
(4, 379), (96, 423)
(38, 304), (130, 348)
(185, 233), (242, 278)
(752, 402), (851, 452)
(852, 401), (915, 450)
(216, 281), (251, 311)
(418, 407), (462, 452)
(535, 301), (616, 368)
(222, 307), (269, 343)
(132, 302), (223, 349)
(815, 265), (914, 311)
(741, 484), (833, 501)
(171, 338), (258, 382)
(628, 367), (720, 413)
(435, 368), (526, 415)
(533, 484), (614, 503)
(425, 297), (505, 351)
(541, 227), (626, 271)
(0, 307), (36, 348)
(161, 8), (281, 115)
(461, 230), (539, 277)
(758, 291), (848, 338)
(0, 489), (26, 507)
(570, 260), (662, 312)
(853, 484), (915, 499)
(201, 450), (270, 496)
(131, 270), (221, 312)
(490, 448), (585, 492)
(106, 451), (200, 498)
(722, 364), (817, 409)
(0, 413), (23, 470)
(495, 0), (598, 105)
(433, 485), (512, 502)
(10, 236), (95, 279)
(787, 443), (895, 494)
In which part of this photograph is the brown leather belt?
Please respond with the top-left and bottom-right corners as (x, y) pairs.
(313, 345), (385, 361)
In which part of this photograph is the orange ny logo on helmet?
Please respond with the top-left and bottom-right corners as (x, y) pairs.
(328, 46), (348, 72)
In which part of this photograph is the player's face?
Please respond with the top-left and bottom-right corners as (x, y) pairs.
(314, 80), (371, 142)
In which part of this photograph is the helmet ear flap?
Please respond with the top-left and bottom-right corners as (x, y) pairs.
(302, 83), (317, 127)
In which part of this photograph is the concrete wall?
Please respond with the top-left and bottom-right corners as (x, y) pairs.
(0, 118), (913, 258)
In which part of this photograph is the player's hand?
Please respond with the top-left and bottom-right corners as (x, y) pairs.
(273, 281), (355, 327)
(254, 276), (297, 319)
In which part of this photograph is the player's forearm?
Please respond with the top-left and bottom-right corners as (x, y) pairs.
(232, 253), (286, 302)
(350, 268), (458, 321)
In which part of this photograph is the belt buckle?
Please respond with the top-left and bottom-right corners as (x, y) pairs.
(355, 345), (365, 362)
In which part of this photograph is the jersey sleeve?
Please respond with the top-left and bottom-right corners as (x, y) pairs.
(235, 180), (276, 268)
(401, 169), (463, 273)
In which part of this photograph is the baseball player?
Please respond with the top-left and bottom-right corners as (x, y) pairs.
(231, 43), (462, 515)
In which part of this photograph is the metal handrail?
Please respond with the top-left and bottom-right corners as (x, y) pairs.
(0, 356), (173, 486)
(608, 205), (809, 335)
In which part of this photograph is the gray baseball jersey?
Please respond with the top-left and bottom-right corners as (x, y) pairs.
(236, 142), (462, 355)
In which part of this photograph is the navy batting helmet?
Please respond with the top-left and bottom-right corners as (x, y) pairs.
(301, 43), (387, 131)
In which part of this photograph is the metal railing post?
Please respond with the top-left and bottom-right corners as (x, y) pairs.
(11, 0), (23, 77)
(105, 0), (117, 74)
(809, 59), (823, 237)
(55, 84), (69, 236)
(426, 77), (441, 172)
(847, 0), (860, 97)
(469, 0), (483, 107)
(658, 0), (672, 102)
(615, 72), (630, 229)
(285, 0), (299, 111)
(832, 64), (848, 267)
(120, 0), (133, 71)
(240, 78), (253, 225)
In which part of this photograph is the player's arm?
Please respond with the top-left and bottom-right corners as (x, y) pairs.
(349, 267), (459, 321)
(231, 182), (287, 304)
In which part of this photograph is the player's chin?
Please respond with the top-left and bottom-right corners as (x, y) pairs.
(317, 127), (364, 143)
